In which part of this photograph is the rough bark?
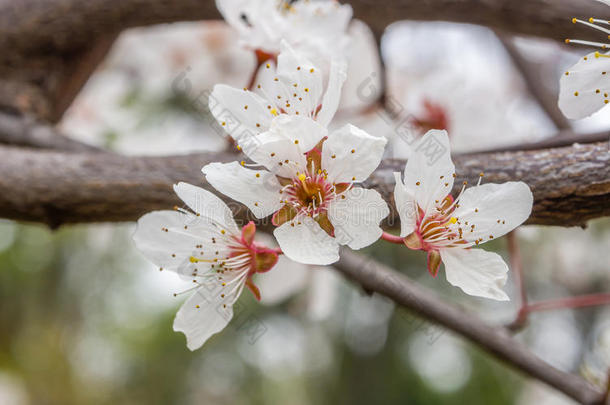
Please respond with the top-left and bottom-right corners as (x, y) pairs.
(350, 0), (607, 41)
(0, 141), (608, 228)
(379, 141), (610, 227)
(0, 0), (601, 56)
(0, 0), (605, 120)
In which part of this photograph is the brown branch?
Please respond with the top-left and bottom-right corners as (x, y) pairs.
(0, 0), (605, 120)
(333, 250), (605, 405)
(496, 33), (570, 131)
(461, 130), (610, 154)
(350, 0), (607, 43)
(0, 113), (106, 153)
(0, 0), (221, 56)
(52, 34), (119, 122)
(382, 141), (610, 227)
(0, 0), (602, 56)
(0, 141), (608, 228)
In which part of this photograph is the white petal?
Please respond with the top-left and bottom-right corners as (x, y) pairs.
(248, 115), (327, 177)
(328, 187), (389, 249)
(173, 279), (244, 350)
(559, 51), (610, 119)
(452, 182), (533, 245)
(248, 131), (306, 178)
(269, 114), (327, 152)
(255, 59), (307, 116)
(338, 19), (382, 114)
(277, 41), (324, 115)
(215, 0), (250, 30)
(273, 215), (340, 265)
(291, 1), (353, 41)
(209, 84), (273, 152)
(253, 232), (309, 305)
(393, 172), (417, 237)
(257, 255), (310, 305)
(317, 57), (348, 127)
(322, 124), (386, 183)
(403, 129), (455, 216)
(133, 211), (226, 276)
(173, 182), (238, 234)
(202, 162), (283, 219)
(440, 248), (509, 301)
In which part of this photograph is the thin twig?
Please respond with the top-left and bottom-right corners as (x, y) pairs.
(506, 231), (610, 330)
(334, 249), (605, 405)
(507, 231), (529, 330)
(496, 32), (570, 131)
(525, 294), (610, 313)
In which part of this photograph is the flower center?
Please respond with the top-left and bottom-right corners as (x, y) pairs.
(405, 195), (467, 251)
(283, 171), (335, 217)
(405, 175), (489, 252)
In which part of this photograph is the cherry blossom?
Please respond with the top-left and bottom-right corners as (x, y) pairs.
(215, 0), (352, 67)
(209, 41), (347, 153)
(133, 182), (279, 350)
(203, 114), (389, 265)
(393, 130), (533, 300)
(560, 11), (610, 119)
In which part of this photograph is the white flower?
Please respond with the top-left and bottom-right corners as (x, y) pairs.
(393, 130), (533, 300)
(209, 41), (346, 153)
(133, 182), (279, 350)
(203, 114), (389, 265)
(560, 13), (610, 119)
(215, 0), (352, 65)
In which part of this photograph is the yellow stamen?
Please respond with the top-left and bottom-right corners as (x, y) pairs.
(443, 217), (458, 226)
(298, 173), (310, 193)
(190, 256), (206, 263)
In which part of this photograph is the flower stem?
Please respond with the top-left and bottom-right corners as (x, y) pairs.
(508, 231), (527, 308)
(246, 65), (260, 91)
(507, 231), (610, 330)
(524, 294), (610, 313)
(247, 49), (276, 90)
(507, 231), (529, 330)
(380, 231), (404, 244)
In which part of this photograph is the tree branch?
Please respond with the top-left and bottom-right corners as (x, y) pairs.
(0, 112), (106, 153)
(0, 0), (604, 119)
(350, 0), (607, 42)
(460, 130), (610, 154)
(496, 33), (570, 131)
(0, 0), (602, 56)
(0, 141), (608, 228)
(333, 250), (605, 405)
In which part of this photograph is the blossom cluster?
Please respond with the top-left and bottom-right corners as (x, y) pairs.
(133, 0), (535, 350)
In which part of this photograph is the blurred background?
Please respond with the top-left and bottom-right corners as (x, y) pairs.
(1, 17), (610, 405)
